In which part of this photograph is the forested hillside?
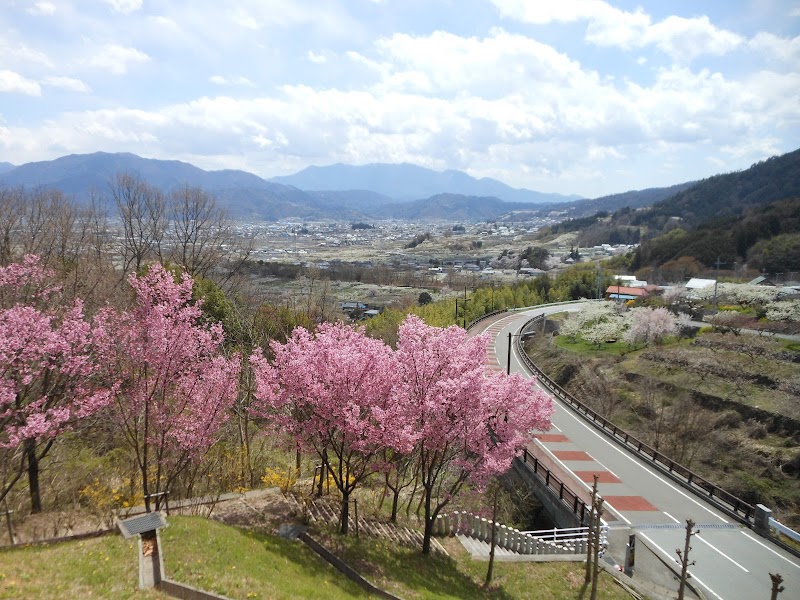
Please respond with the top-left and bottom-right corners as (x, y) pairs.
(631, 196), (800, 271)
(603, 148), (800, 272)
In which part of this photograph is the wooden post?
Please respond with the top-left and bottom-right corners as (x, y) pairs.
(770, 573), (784, 600)
(2, 503), (15, 545)
(676, 519), (697, 600)
(590, 497), (604, 600)
(585, 475), (599, 585)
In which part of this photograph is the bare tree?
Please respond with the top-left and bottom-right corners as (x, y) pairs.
(168, 185), (232, 278)
(0, 186), (23, 265)
(676, 519), (697, 600)
(110, 172), (166, 275)
(770, 573), (785, 599)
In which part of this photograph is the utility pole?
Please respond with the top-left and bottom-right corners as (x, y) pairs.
(676, 519), (697, 600)
(596, 263), (602, 300)
(713, 257), (723, 308)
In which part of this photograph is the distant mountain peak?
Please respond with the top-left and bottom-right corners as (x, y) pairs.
(269, 162), (581, 204)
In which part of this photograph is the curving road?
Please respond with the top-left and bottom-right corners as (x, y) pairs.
(474, 304), (800, 600)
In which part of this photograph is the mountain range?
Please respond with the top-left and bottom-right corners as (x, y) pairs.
(0, 152), (591, 221)
(269, 162), (581, 204)
(4, 150), (794, 226)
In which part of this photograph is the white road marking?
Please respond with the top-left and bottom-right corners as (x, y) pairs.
(689, 573), (725, 600)
(532, 438), (632, 525)
(504, 310), (728, 524)
(545, 395), (726, 521)
(663, 512), (681, 524)
(695, 533), (749, 572)
(585, 453), (620, 480)
(638, 532), (725, 600)
(740, 531), (800, 570)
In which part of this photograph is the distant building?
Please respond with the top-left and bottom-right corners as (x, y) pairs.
(748, 275), (776, 286)
(614, 275), (648, 287)
(685, 278), (716, 289)
(606, 285), (649, 301)
(339, 302), (367, 311)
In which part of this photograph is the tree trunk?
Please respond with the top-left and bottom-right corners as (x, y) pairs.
(25, 439), (42, 514)
(422, 490), (433, 555)
(339, 490), (350, 535)
(391, 488), (400, 523)
(485, 485), (499, 587)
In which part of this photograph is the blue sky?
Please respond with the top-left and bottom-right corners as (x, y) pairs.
(1, 0), (798, 197)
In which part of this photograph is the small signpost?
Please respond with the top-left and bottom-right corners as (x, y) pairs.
(624, 533), (636, 576)
(117, 512), (168, 589)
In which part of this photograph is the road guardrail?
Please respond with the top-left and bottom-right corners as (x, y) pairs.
(514, 313), (757, 525)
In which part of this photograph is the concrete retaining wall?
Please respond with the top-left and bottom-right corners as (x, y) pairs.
(299, 532), (403, 600)
(510, 457), (583, 529)
(158, 579), (233, 600)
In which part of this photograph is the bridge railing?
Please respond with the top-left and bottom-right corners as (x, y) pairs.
(515, 314), (757, 524)
(519, 447), (589, 524)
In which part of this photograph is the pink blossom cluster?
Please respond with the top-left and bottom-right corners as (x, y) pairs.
(250, 313), (553, 545)
(0, 258), (110, 449)
(102, 264), (240, 461)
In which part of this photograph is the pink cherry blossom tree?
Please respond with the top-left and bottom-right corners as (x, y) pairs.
(394, 316), (553, 554)
(0, 255), (111, 512)
(103, 264), (239, 512)
(251, 322), (409, 534)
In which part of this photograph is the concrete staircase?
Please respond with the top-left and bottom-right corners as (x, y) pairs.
(288, 494), (448, 556)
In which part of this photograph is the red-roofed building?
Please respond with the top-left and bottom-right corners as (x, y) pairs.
(606, 285), (649, 301)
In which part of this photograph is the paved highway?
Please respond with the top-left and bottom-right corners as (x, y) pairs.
(477, 304), (800, 600)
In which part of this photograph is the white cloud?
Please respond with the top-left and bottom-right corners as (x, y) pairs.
(748, 33), (800, 64)
(27, 2), (56, 16)
(209, 75), (255, 87)
(0, 3), (797, 196)
(643, 16), (743, 61)
(223, 0), (361, 35)
(43, 76), (90, 92)
(0, 42), (53, 69)
(86, 44), (150, 74)
(369, 29), (594, 96)
(490, 0), (606, 25)
(491, 0), (743, 61)
(103, 0), (143, 14)
(0, 70), (41, 96)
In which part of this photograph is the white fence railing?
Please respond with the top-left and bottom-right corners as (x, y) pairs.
(434, 510), (605, 556)
(770, 517), (800, 544)
(522, 524), (609, 550)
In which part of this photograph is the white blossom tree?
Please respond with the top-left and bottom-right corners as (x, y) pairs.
(766, 301), (800, 322)
(623, 307), (678, 347)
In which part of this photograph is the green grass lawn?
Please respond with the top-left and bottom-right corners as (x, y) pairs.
(325, 533), (634, 600)
(0, 533), (167, 600)
(0, 516), (638, 600)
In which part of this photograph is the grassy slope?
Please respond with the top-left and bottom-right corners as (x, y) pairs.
(0, 516), (636, 600)
(0, 534), (167, 600)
